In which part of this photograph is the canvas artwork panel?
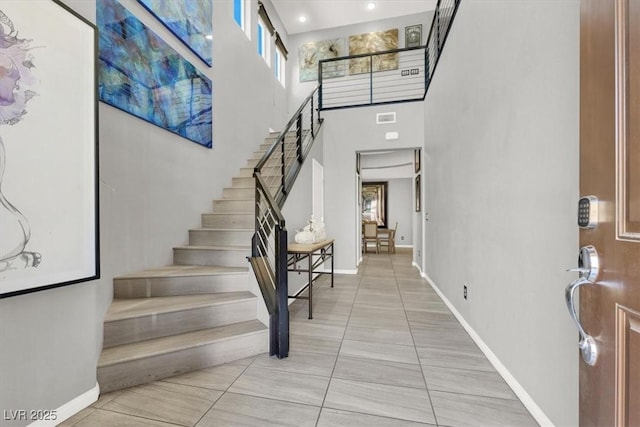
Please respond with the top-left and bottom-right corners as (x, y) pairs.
(98, 0), (212, 148)
(298, 38), (345, 82)
(348, 28), (399, 75)
(0, 0), (99, 297)
(137, 0), (213, 67)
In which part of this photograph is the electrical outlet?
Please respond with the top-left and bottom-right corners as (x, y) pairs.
(417, 249), (421, 257)
(401, 235), (404, 240)
(463, 284), (468, 300)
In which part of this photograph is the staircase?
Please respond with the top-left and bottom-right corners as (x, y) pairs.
(97, 132), (295, 393)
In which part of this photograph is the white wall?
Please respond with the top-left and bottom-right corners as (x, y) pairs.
(422, 1), (580, 426)
(323, 102), (424, 271)
(0, 0), (290, 424)
(386, 178), (413, 246)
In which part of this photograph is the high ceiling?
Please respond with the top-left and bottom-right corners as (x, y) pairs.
(271, 0), (437, 35)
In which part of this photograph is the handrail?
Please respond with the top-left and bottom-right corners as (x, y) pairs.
(318, 0), (461, 110)
(250, 86), (323, 359)
(255, 86), (320, 172)
(254, 86), (322, 207)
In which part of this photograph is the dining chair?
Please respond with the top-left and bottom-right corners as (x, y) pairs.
(378, 222), (398, 253)
(362, 222), (379, 254)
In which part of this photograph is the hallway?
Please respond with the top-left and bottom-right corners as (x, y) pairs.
(61, 249), (538, 426)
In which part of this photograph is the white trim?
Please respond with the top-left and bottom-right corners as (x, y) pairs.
(28, 382), (99, 427)
(421, 273), (554, 427)
(395, 244), (413, 248)
(331, 268), (358, 275)
(412, 261), (423, 275)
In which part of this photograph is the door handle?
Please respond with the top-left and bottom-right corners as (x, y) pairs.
(565, 245), (600, 366)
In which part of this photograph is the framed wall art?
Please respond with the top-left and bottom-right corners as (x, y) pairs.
(98, 0), (213, 148)
(348, 28), (399, 75)
(405, 24), (422, 48)
(415, 175), (422, 212)
(0, 0), (99, 298)
(137, 0), (213, 67)
(299, 38), (345, 82)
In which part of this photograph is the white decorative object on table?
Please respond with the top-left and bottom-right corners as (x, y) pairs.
(294, 215), (327, 244)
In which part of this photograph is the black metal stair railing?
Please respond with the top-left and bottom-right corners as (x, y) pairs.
(249, 86), (323, 358)
(318, 0), (461, 110)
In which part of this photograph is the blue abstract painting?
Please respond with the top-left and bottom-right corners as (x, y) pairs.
(138, 0), (213, 67)
(97, 0), (212, 148)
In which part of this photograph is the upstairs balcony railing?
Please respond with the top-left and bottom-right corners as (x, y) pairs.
(319, 0), (461, 110)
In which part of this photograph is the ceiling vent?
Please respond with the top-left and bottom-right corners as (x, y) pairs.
(376, 112), (396, 124)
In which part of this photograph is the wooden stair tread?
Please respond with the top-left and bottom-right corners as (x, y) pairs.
(189, 227), (253, 232)
(106, 292), (256, 321)
(115, 265), (248, 280)
(174, 245), (251, 251)
(98, 320), (267, 367)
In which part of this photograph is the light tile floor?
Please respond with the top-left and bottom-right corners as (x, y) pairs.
(60, 249), (539, 427)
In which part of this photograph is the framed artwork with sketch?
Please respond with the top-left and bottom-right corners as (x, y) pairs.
(0, 0), (99, 298)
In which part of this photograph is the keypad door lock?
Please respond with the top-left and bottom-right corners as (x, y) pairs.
(578, 196), (598, 229)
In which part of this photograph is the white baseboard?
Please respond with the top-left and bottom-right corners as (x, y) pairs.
(327, 268), (358, 275)
(411, 261), (423, 275)
(395, 244), (413, 248)
(28, 382), (99, 427)
(422, 273), (554, 427)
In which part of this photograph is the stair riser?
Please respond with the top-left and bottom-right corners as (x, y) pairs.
(174, 248), (249, 267)
(223, 187), (255, 199)
(104, 299), (257, 348)
(233, 176), (254, 186)
(189, 229), (253, 246)
(212, 199), (254, 213)
(201, 214), (253, 229)
(246, 158), (283, 168)
(232, 174), (282, 187)
(237, 166), (282, 178)
(251, 150), (297, 161)
(98, 330), (268, 393)
(113, 274), (248, 298)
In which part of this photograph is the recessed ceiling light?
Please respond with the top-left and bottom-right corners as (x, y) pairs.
(298, 15), (307, 23)
(367, 2), (376, 10)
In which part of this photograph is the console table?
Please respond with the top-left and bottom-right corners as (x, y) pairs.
(287, 239), (334, 319)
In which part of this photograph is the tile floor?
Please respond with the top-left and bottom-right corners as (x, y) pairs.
(60, 249), (539, 427)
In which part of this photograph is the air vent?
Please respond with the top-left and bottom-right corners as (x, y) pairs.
(376, 112), (396, 124)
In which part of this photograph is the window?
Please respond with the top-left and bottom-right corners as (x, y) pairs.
(257, 18), (270, 65)
(233, 0), (244, 29)
(234, 0), (250, 38)
(274, 33), (288, 86)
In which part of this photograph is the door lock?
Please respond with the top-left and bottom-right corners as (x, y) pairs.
(565, 245), (600, 365)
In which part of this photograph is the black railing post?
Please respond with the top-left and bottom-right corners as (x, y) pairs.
(369, 55), (373, 105)
(436, 0), (442, 53)
(280, 136), (286, 196)
(296, 114), (303, 163)
(253, 187), (260, 257)
(318, 62), (324, 111)
(310, 97), (315, 138)
(275, 226), (289, 358)
(424, 47), (430, 93)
